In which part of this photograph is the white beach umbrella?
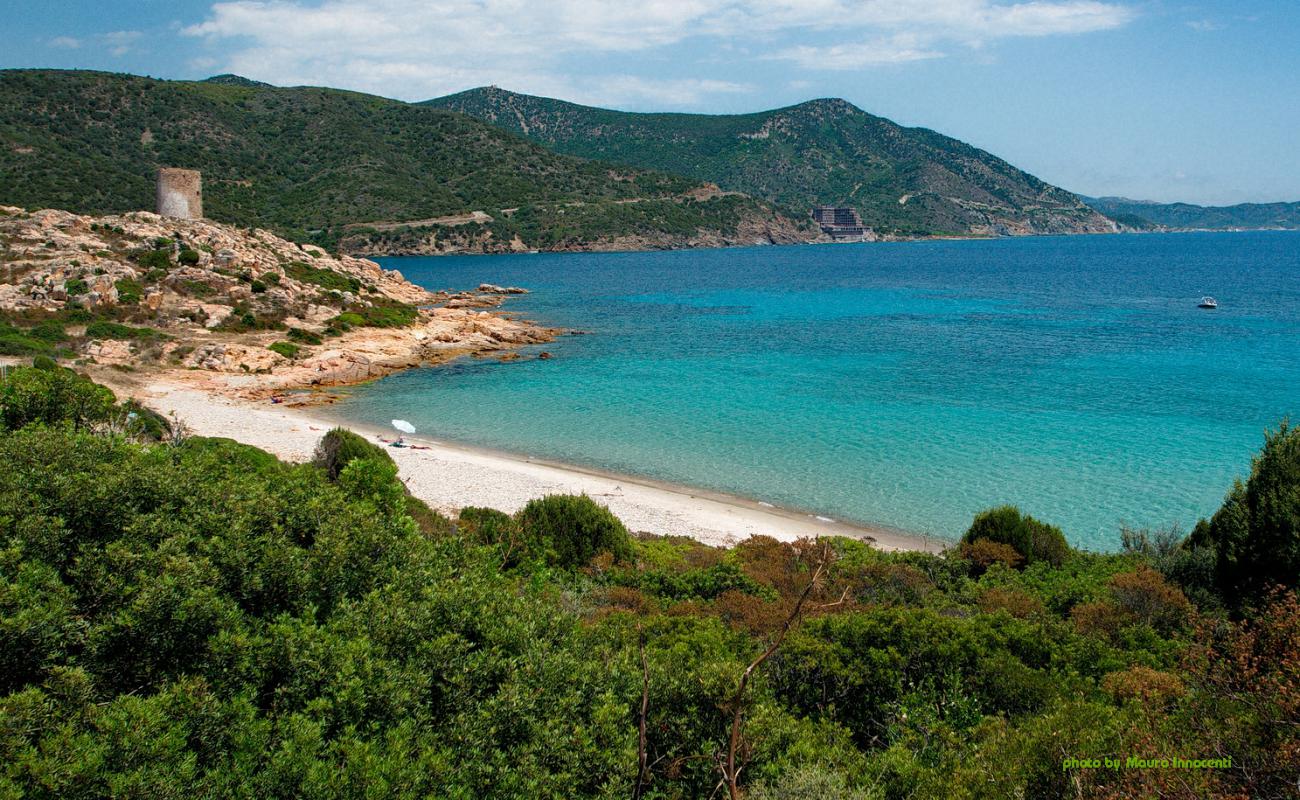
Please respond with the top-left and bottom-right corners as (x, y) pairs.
(391, 419), (416, 434)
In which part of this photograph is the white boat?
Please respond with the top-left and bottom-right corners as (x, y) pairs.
(1198, 296), (1218, 309)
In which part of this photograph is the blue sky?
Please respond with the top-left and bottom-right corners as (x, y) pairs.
(3, 0), (1297, 205)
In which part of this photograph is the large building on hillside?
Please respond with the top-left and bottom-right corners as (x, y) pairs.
(812, 206), (872, 241)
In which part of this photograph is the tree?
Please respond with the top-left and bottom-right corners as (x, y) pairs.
(516, 494), (633, 568)
(962, 506), (1070, 567)
(1202, 421), (1300, 604)
(0, 364), (115, 432)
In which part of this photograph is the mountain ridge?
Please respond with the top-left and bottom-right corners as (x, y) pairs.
(0, 69), (817, 255)
(1083, 196), (1300, 231)
(424, 86), (1117, 238)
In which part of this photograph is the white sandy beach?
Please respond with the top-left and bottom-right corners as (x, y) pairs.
(135, 379), (942, 552)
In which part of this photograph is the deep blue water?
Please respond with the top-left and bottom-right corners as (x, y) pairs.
(328, 232), (1300, 549)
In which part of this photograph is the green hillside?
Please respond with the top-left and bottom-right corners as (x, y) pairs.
(1084, 196), (1300, 230)
(425, 87), (1116, 238)
(0, 70), (810, 252)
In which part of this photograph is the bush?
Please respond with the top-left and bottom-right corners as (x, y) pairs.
(312, 427), (393, 481)
(250, 279), (267, 293)
(286, 327), (323, 345)
(268, 341), (300, 359)
(114, 278), (143, 304)
(177, 249), (201, 265)
(405, 495), (454, 537)
(331, 312), (366, 329)
(959, 538), (1024, 575)
(517, 494), (633, 568)
(1107, 565), (1192, 634)
(963, 505), (1070, 567)
(134, 248), (172, 270)
(1200, 421), (1300, 604)
(284, 261), (361, 294)
(64, 278), (89, 295)
(29, 321), (69, 343)
(85, 321), (159, 341)
(0, 365), (115, 432)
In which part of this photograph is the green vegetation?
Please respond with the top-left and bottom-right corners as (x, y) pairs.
(518, 493), (635, 568)
(84, 320), (162, 340)
(1193, 421), (1300, 607)
(0, 70), (796, 250)
(267, 341), (300, 359)
(1, 368), (1298, 799)
(426, 87), (1110, 238)
(963, 505), (1071, 567)
(113, 277), (143, 304)
(284, 261), (361, 294)
(285, 327), (323, 345)
(1084, 196), (1300, 231)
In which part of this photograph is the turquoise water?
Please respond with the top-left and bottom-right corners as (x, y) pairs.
(329, 232), (1300, 549)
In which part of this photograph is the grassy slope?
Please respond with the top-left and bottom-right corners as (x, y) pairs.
(424, 87), (1112, 237)
(0, 70), (801, 250)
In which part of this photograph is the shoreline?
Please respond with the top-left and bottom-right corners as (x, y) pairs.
(120, 375), (945, 552)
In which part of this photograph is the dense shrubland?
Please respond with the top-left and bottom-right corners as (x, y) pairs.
(1, 364), (1297, 798)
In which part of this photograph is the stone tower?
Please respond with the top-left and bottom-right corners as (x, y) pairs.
(156, 168), (203, 219)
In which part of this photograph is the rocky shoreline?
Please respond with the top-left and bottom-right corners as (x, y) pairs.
(0, 206), (559, 400)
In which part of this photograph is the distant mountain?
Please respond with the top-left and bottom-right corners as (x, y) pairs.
(424, 87), (1116, 238)
(1083, 196), (1300, 231)
(0, 70), (815, 254)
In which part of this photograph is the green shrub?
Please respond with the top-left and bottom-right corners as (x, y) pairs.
(268, 341), (300, 359)
(284, 261), (361, 294)
(331, 312), (366, 329)
(250, 280), (267, 293)
(0, 332), (52, 357)
(405, 495), (454, 537)
(0, 365), (115, 431)
(177, 249), (201, 265)
(1200, 421), (1300, 604)
(84, 321), (159, 341)
(114, 278), (143, 304)
(963, 505), (1070, 567)
(311, 427), (394, 481)
(64, 278), (89, 295)
(29, 322), (69, 343)
(260, 272), (281, 285)
(31, 355), (58, 371)
(180, 280), (215, 298)
(134, 249), (172, 270)
(517, 494), (633, 568)
(286, 327), (323, 345)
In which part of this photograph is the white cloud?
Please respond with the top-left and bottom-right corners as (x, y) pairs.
(183, 0), (1133, 103)
(1186, 19), (1222, 32)
(102, 30), (143, 57)
(49, 36), (81, 49)
(772, 35), (943, 69)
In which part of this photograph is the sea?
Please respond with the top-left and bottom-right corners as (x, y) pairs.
(326, 231), (1300, 550)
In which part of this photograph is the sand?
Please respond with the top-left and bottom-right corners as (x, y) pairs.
(135, 379), (944, 552)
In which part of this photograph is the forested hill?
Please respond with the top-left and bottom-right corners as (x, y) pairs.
(424, 86), (1117, 238)
(1084, 196), (1300, 231)
(0, 70), (816, 254)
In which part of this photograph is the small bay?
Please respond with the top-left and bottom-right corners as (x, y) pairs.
(328, 231), (1300, 549)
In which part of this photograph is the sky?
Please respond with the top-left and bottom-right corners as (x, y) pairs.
(2, 0), (1297, 205)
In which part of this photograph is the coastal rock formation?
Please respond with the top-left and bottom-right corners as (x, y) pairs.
(0, 206), (557, 395)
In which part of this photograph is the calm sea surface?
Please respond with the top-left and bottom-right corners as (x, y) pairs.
(328, 232), (1300, 549)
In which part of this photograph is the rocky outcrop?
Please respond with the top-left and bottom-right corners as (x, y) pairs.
(0, 206), (558, 395)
